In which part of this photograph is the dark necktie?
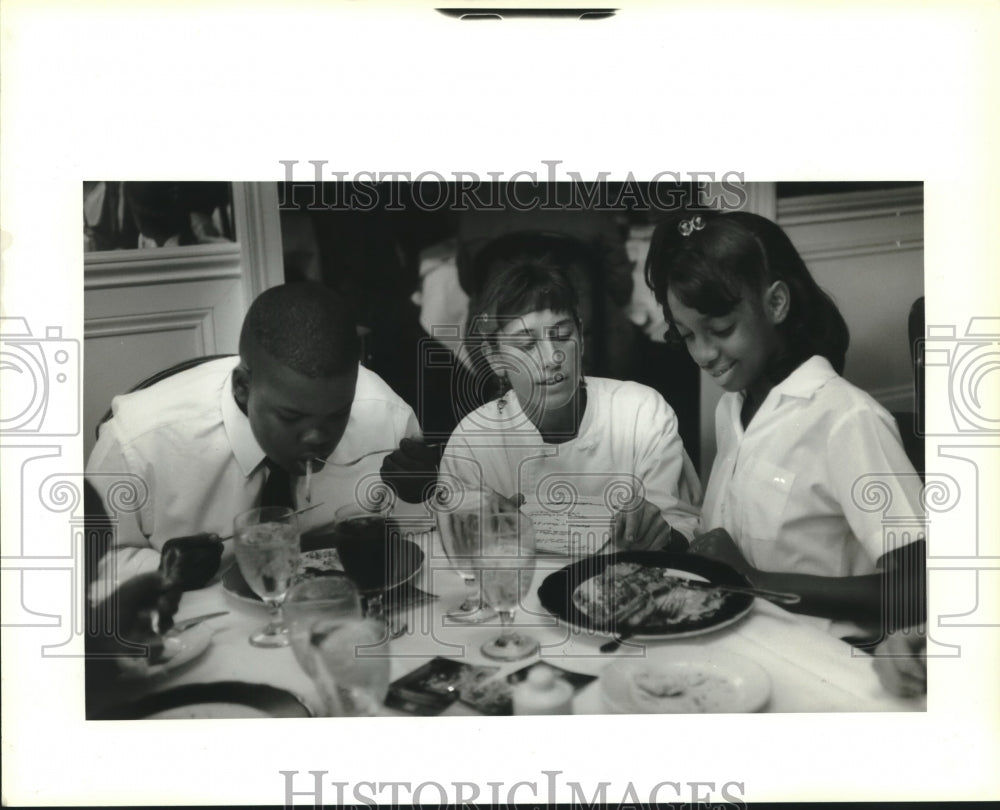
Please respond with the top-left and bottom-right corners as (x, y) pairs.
(259, 458), (296, 510)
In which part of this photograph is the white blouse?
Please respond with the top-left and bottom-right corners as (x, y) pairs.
(702, 356), (925, 578)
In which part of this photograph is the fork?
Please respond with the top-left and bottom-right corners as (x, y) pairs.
(324, 448), (399, 468)
(599, 592), (677, 654)
(324, 442), (442, 468)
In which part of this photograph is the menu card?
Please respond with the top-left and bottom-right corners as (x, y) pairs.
(522, 497), (614, 556)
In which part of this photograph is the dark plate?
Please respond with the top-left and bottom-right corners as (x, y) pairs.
(537, 551), (755, 640)
(98, 681), (312, 720)
(223, 537), (424, 602)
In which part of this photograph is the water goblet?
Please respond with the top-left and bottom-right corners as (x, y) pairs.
(435, 505), (496, 624)
(331, 502), (396, 625)
(233, 506), (301, 648)
(477, 507), (539, 661)
(285, 575), (388, 716)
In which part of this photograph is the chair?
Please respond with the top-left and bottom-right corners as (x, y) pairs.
(95, 354), (234, 439)
(892, 297), (925, 479)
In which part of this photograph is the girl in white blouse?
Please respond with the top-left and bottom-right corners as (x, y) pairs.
(645, 211), (924, 637)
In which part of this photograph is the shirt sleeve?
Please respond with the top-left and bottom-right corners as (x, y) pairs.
(85, 422), (162, 596)
(630, 389), (704, 540)
(827, 405), (926, 564)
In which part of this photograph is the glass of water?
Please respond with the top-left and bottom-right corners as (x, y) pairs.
(477, 508), (539, 661)
(233, 506), (301, 648)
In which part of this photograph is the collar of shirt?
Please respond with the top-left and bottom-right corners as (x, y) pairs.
(730, 355), (839, 430)
(220, 369), (267, 477)
(501, 380), (597, 450)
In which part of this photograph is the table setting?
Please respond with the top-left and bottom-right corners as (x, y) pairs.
(92, 497), (926, 720)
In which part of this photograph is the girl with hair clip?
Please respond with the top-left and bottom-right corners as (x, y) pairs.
(440, 242), (702, 554)
(645, 210), (925, 639)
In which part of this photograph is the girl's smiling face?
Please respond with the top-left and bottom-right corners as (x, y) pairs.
(488, 309), (582, 414)
(666, 284), (787, 399)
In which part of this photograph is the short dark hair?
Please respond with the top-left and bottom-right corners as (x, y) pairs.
(645, 210), (850, 375)
(239, 283), (360, 377)
(468, 232), (585, 346)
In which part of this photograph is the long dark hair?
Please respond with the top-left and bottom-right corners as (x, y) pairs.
(644, 210), (850, 375)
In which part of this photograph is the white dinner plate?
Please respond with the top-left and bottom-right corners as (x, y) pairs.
(600, 646), (771, 714)
(117, 622), (215, 679)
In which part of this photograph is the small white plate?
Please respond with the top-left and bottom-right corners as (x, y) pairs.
(600, 646), (771, 714)
(118, 622), (215, 679)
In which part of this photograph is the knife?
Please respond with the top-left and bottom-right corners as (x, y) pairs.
(656, 579), (801, 605)
(168, 611), (229, 634)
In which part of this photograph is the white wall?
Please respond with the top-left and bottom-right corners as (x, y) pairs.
(779, 186), (923, 411)
(82, 183), (283, 460)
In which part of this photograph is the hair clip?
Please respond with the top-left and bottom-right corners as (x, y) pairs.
(678, 215), (706, 237)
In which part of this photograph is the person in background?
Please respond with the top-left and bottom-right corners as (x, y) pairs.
(645, 210), (925, 639)
(86, 283), (422, 594)
(441, 243), (701, 552)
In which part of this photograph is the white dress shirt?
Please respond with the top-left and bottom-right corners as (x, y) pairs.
(441, 377), (702, 542)
(86, 356), (420, 587)
(702, 355), (924, 578)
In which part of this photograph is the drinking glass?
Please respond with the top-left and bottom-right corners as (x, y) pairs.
(477, 508), (539, 661)
(332, 503), (394, 624)
(285, 575), (388, 716)
(435, 506), (495, 624)
(233, 506), (301, 648)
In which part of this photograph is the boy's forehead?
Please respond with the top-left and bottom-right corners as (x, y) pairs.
(253, 358), (358, 406)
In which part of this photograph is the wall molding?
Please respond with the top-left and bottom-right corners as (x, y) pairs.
(232, 182), (284, 301)
(84, 243), (242, 290)
(777, 186), (923, 224)
(84, 308), (216, 354)
(798, 238), (924, 263)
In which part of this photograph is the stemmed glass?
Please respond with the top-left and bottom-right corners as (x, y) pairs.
(233, 506), (301, 648)
(435, 503), (496, 624)
(332, 503), (393, 624)
(477, 507), (539, 661)
(285, 575), (390, 717)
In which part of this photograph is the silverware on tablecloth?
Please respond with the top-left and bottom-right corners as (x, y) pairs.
(167, 611), (230, 635)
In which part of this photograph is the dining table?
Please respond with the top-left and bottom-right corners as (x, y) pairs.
(98, 505), (926, 718)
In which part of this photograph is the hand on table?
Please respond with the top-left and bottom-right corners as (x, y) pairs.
(689, 528), (754, 578)
(872, 627), (927, 697)
(160, 533), (223, 591)
(89, 572), (183, 660)
(380, 438), (444, 504)
(612, 497), (684, 551)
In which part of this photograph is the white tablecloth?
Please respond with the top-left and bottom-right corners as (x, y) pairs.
(118, 527), (924, 717)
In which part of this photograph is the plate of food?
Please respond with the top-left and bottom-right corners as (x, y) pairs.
(222, 547), (346, 603)
(600, 647), (771, 714)
(100, 681), (313, 719)
(537, 551), (755, 639)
